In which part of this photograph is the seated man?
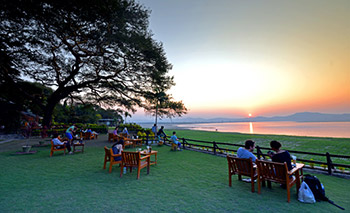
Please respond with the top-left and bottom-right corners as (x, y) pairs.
(170, 131), (181, 150)
(122, 127), (129, 135)
(52, 133), (72, 154)
(237, 140), (257, 162)
(157, 126), (167, 142)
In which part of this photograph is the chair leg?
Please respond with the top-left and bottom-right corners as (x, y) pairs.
(257, 177), (261, 194)
(120, 165), (123, 178)
(287, 185), (291, 202)
(109, 163), (113, 173)
(251, 178), (255, 193)
(228, 173), (232, 187)
(137, 167), (140, 179)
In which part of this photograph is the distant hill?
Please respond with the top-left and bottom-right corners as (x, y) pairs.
(149, 112), (350, 124)
(250, 112), (350, 122)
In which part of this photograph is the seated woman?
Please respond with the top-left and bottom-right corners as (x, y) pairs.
(268, 140), (293, 171)
(52, 133), (72, 154)
(111, 141), (123, 161)
(113, 127), (118, 136)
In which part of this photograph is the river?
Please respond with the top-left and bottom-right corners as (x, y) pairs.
(141, 121), (350, 138)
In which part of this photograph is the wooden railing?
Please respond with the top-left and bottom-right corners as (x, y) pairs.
(171, 137), (350, 176)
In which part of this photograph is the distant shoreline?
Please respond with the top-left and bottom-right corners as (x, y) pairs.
(139, 121), (350, 138)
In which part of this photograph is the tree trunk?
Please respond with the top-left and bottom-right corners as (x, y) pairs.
(155, 103), (158, 127)
(42, 88), (70, 128)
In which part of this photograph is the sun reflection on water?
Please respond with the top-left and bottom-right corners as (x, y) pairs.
(249, 122), (254, 134)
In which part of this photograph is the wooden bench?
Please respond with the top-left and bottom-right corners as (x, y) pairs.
(227, 155), (257, 192)
(256, 160), (303, 202)
(103, 146), (122, 173)
(50, 140), (66, 157)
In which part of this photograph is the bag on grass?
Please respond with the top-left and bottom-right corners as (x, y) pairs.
(303, 174), (345, 210)
(298, 181), (316, 203)
(304, 174), (327, 201)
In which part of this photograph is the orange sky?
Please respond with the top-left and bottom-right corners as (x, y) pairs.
(133, 0), (350, 120)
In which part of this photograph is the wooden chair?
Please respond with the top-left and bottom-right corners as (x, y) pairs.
(103, 146), (122, 173)
(227, 155), (257, 192)
(120, 151), (150, 179)
(119, 133), (129, 139)
(108, 133), (114, 142)
(83, 132), (95, 140)
(255, 159), (301, 202)
(50, 140), (66, 157)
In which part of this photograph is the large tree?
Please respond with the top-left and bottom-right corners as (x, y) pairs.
(1, 0), (176, 127)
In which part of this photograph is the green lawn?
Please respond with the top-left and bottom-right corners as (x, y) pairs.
(0, 133), (349, 212)
(165, 129), (350, 165)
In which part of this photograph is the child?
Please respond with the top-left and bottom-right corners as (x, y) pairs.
(170, 131), (181, 150)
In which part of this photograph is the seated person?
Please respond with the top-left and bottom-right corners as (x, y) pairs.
(157, 126), (167, 141)
(170, 131), (181, 150)
(122, 127), (129, 135)
(111, 141), (123, 161)
(52, 133), (72, 154)
(267, 140), (293, 171)
(113, 127), (118, 135)
(237, 140), (257, 162)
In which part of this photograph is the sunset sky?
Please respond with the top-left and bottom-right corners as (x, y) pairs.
(132, 0), (350, 121)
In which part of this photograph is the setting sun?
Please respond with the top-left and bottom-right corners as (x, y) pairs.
(248, 113), (252, 117)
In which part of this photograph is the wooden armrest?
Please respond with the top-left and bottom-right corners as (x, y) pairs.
(287, 167), (299, 176)
(140, 155), (150, 160)
(53, 144), (66, 147)
(111, 153), (121, 157)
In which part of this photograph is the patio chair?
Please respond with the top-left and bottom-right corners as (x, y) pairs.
(103, 146), (122, 173)
(255, 159), (301, 202)
(120, 151), (150, 179)
(50, 140), (66, 157)
(83, 132), (95, 140)
(227, 155), (257, 192)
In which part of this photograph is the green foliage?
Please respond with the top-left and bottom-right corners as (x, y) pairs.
(1, 0), (175, 127)
(144, 87), (187, 124)
(118, 123), (143, 132)
(53, 103), (123, 125)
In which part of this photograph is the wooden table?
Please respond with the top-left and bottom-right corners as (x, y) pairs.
(141, 150), (158, 165)
(73, 142), (85, 153)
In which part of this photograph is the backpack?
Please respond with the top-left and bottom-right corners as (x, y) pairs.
(303, 174), (345, 210)
(303, 174), (327, 201)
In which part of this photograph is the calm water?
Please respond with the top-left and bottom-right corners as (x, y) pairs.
(173, 121), (350, 138)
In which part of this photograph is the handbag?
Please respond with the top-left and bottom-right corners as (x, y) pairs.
(298, 181), (316, 203)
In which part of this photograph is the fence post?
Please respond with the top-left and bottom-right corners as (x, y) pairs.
(146, 134), (149, 146)
(326, 152), (333, 175)
(256, 146), (264, 160)
(213, 141), (216, 155)
(182, 138), (186, 150)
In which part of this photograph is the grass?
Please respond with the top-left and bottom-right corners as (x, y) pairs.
(0, 132), (350, 212)
(165, 129), (350, 165)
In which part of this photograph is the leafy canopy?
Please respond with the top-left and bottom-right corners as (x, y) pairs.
(1, 0), (180, 126)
